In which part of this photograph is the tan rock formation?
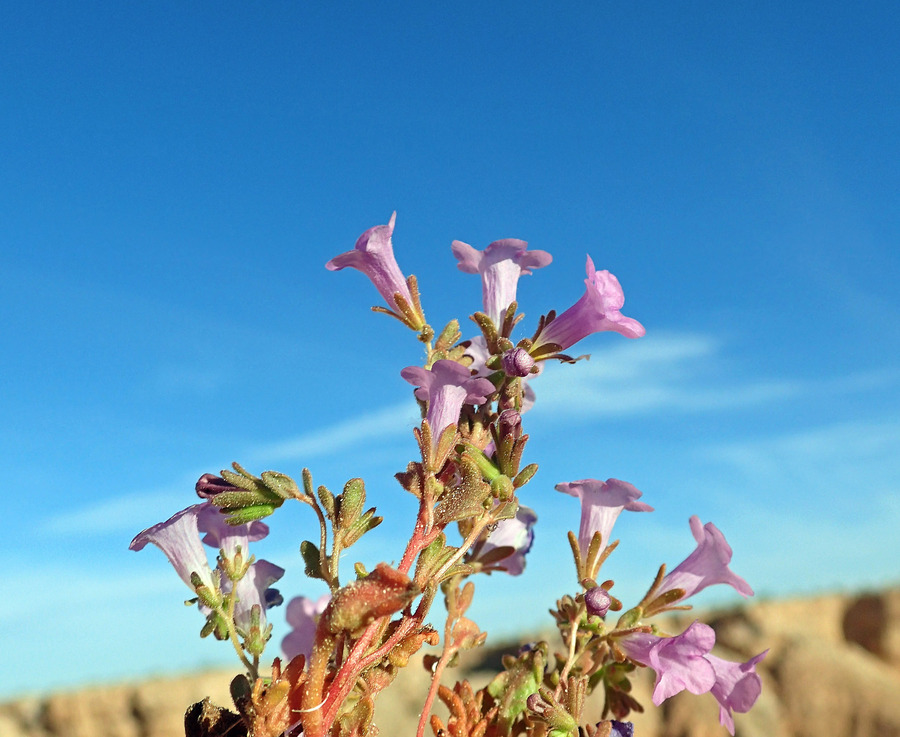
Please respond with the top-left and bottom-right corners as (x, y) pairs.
(3, 586), (900, 737)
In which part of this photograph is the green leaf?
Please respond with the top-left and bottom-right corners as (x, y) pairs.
(261, 471), (301, 500)
(338, 478), (366, 529)
(224, 504), (277, 525)
(300, 540), (325, 580)
(415, 533), (448, 581)
(341, 508), (382, 548)
(317, 485), (336, 520)
(513, 463), (539, 488)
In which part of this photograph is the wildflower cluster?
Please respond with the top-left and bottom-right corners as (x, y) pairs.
(132, 214), (766, 737)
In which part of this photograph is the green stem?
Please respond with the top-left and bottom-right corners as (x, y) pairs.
(432, 510), (499, 581)
(222, 591), (256, 679)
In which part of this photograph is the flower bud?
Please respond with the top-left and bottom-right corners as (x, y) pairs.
(196, 474), (240, 499)
(585, 586), (611, 617)
(497, 409), (522, 440)
(501, 348), (535, 377)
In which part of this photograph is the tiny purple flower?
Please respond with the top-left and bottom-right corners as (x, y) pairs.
(618, 621), (717, 705)
(129, 504), (217, 591)
(451, 238), (552, 325)
(555, 478), (653, 556)
(657, 516), (754, 602)
(229, 558), (286, 633)
(479, 505), (537, 576)
(533, 256), (645, 353)
(584, 586), (612, 617)
(282, 593), (331, 662)
(401, 359), (495, 443)
(326, 212), (416, 318)
(608, 722), (634, 737)
(708, 650), (768, 735)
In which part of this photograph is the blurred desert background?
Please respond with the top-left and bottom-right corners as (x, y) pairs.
(4, 586), (900, 737)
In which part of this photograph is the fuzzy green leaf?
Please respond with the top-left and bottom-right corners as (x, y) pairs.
(300, 540), (325, 580)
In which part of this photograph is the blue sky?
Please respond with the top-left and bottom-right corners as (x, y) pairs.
(2, 2), (899, 697)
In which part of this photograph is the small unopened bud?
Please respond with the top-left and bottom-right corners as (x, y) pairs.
(245, 604), (267, 657)
(526, 692), (544, 713)
(585, 586), (611, 617)
(196, 474), (239, 499)
(498, 409), (522, 440)
(502, 348), (535, 377)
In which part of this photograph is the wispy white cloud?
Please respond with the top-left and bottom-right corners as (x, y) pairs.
(531, 333), (800, 417)
(701, 418), (900, 489)
(42, 402), (420, 537)
(249, 401), (417, 463)
(40, 478), (199, 536)
(529, 332), (897, 419)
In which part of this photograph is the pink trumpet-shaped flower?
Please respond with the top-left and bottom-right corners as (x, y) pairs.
(130, 504), (216, 591)
(451, 238), (552, 324)
(555, 478), (653, 555)
(326, 212), (416, 317)
(534, 256), (644, 353)
(282, 593), (331, 662)
(619, 622), (767, 735)
(401, 359), (495, 442)
(657, 516), (754, 602)
(708, 650), (769, 735)
(229, 558), (285, 633)
(479, 504), (537, 576)
(196, 502), (282, 628)
(618, 621), (717, 705)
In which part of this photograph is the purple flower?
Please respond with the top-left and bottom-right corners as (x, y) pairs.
(555, 478), (653, 555)
(608, 722), (634, 737)
(326, 212), (418, 320)
(657, 516), (754, 602)
(708, 650), (768, 735)
(534, 256), (644, 353)
(479, 505), (537, 576)
(401, 359), (496, 443)
(618, 621), (717, 705)
(196, 503), (270, 560)
(130, 504), (217, 591)
(229, 559), (286, 633)
(619, 622), (767, 734)
(451, 238), (552, 325)
(282, 593), (331, 662)
(197, 507), (282, 631)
